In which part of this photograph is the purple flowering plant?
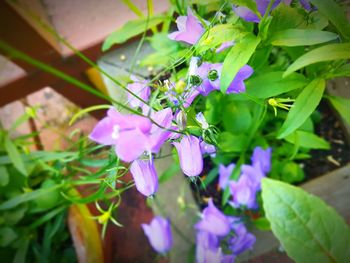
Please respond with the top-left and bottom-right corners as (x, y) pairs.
(63, 0), (350, 261)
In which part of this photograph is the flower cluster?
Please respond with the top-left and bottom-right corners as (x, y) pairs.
(195, 199), (256, 262)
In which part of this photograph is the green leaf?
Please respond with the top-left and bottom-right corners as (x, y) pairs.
(253, 217), (271, 231)
(262, 178), (350, 262)
(327, 95), (350, 125)
(4, 137), (27, 176)
(222, 102), (252, 134)
(329, 63), (350, 78)
(278, 79), (325, 138)
(0, 166), (9, 186)
(201, 167), (219, 189)
(284, 43), (350, 77)
(220, 34), (260, 93)
(197, 24), (242, 53)
(217, 132), (248, 152)
(246, 71), (306, 98)
(280, 162), (305, 183)
(159, 163), (180, 183)
(0, 227), (17, 246)
(102, 15), (166, 51)
(13, 238), (29, 263)
(0, 184), (63, 210)
(285, 130), (330, 150)
(308, 0), (350, 41)
(271, 29), (338, 46)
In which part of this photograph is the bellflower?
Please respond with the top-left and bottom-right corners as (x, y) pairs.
(173, 135), (203, 177)
(141, 216), (173, 254)
(216, 41), (235, 53)
(130, 158), (158, 197)
(251, 146), (272, 174)
(168, 8), (205, 45)
(241, 164), (265, 190)
(233, 0), (283, 23)
(189, 58), (253, 95)
(229, 173), (259, 209)
(229, 222), (256, 255)
(218, 163), (235, 190)
(196, 112), (209, 129)
(127, 76), (150, 108)
(89, 108), (172, 162)
(195, 199), (231, 236)
(200, 141), (216, 157)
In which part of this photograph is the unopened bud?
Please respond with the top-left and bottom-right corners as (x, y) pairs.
(176, 110), (187, 130)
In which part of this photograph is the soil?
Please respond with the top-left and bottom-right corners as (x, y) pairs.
(190, 101), (350, 209)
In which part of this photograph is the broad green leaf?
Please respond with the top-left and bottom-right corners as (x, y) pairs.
(13, 238), (29, 263)
(308, 0), (350, 41)
(278, 79), (325, 138)
(253, 217), (271, 231)
(262, 178), (350, 262)
(285, 130), (330, 150)
(326, 95), (350, 125)
(201, 167), (219, 189)
(284, 43), (350, 77)
(4, 137), (27, 176)
(217, 132), (248, 152)
(271, 29), (338, 46)
(220, 34), (260, 93)
(102, 15), (166, 51)
(0, 166), (9, 186)
(246, 71), (306, 98)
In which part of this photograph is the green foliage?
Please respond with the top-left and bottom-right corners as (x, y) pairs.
(246, 71), (306, 98)
(220, 33), (261, 93)
(102, 15), (167, 51)
(285, 130), (330, 150)
(284, 43), (350, 77)
(262, 178), (350, 262)
(271, 29), (338, 47)
(278, 79), (326, 138)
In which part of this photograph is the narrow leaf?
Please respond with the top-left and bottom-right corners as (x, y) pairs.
(102, 15), (166, 51)
(4, 137), (27, 176)
(122, 0), (144, 17)
(278, 79), (325, 138)
(262, 178), (350, 262)
(271, 29), (338, 46)
(220, 34), (260, 93)
(246, 71), (306, 98)
(308, 0), (350, 41)
(285, 130), (330, 149)
(284, 43), (350, 77)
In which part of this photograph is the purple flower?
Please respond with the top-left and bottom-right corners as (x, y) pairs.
(173, 135), (203, 177)
(218, 163), (235, 190)
(168, 8), (205, 45)
(233, 0), (282, 23)
(200, 141), (216, 157)
(229, 222), (256, 255)
(229, 173), (259, 209)
(251, 146), (272, 174)
(89, 108), (173, 162)
(196, 247), (236, 263)
(189, 58), (253, 95)
(141, 216), (173, 254)
(89, 108), (152, 162)
(195, 199), (231, 236)
(196, 112), (209, 129)
(130, 158), (158, 196)
(196, 230), (235, 263)
(127, 76), (150, 108)
(226, 65), (254, 94)
(216, 41), (235, 53)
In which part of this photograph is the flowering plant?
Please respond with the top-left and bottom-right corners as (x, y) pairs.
(95, 0), (350, 261)
(1, 0), (350, 262)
